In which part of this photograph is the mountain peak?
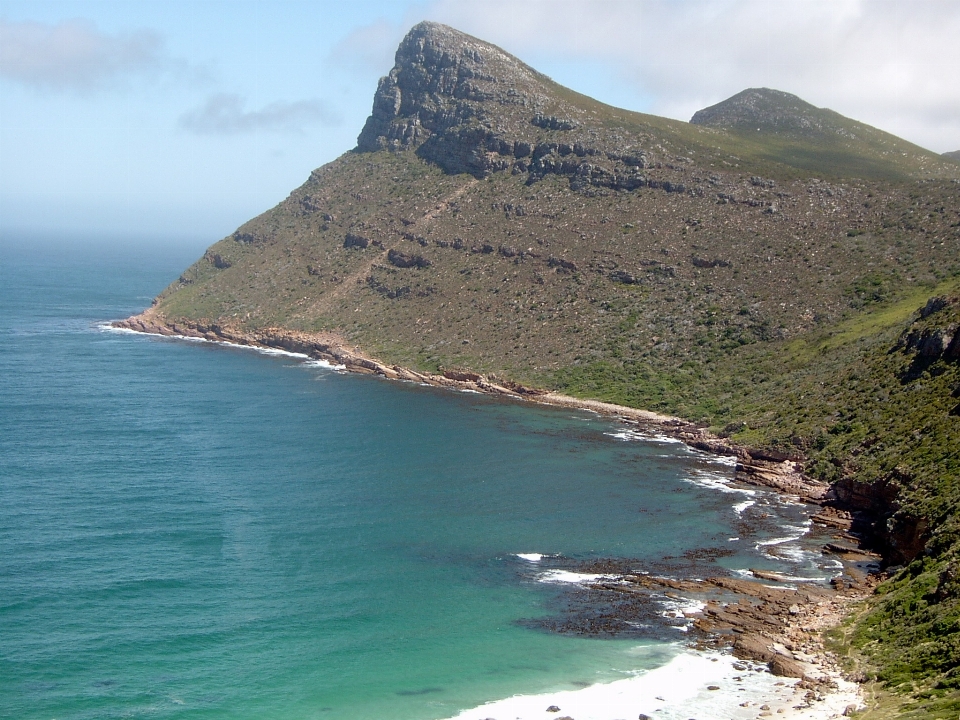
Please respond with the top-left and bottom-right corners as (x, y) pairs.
(356, 21), (550, 168)
(690, 88), (829, 134)
(356, 27), (954, 184)
(401, 20), (478, 46)
(687, 87), (953, 177)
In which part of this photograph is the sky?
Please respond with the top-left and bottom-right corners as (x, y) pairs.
(1, 0), (958, 245)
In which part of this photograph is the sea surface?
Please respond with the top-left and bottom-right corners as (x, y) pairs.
(0, 237), (839, 720)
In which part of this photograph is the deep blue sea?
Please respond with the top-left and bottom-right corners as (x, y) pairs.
(0, 237), (836, 720)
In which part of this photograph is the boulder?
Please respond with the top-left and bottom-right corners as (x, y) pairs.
(769, 654), (807, 678)
(387, 249), (431, 268)
(343, 233), (370, 249)
(733, 634), (775, 663)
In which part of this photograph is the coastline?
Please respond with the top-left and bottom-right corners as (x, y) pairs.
(111, 311), (871, 718)
(112, 312), (828, 502)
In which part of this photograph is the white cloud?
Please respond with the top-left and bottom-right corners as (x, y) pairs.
(0, 18), (166, 91)
(411, 0), (960, 153)
(179, 94), (342, 135)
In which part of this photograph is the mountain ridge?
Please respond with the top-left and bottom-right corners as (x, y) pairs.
(354, 22), (954, 184)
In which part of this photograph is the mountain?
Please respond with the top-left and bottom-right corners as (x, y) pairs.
(945, 150), (960, 163)
(123, 22), (960, 714)
(142, 22), (959, 383)
(691, 87), (948, 179)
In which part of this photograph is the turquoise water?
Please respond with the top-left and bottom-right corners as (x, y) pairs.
(0, 238), (828, 720)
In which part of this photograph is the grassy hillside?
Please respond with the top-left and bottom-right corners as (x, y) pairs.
(143, 22), (960, 714)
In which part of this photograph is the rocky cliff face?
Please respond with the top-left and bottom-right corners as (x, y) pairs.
(898, 295), (960, 362)
(355, 22), (685, 190)
(357, 22), (554, 176)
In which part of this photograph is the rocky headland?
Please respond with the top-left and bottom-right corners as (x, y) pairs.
(118, 21), (960, 717)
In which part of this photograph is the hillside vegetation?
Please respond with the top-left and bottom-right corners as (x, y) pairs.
(143, 22), (960, 714)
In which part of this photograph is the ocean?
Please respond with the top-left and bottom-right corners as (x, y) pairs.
(0, 237), (840, 719)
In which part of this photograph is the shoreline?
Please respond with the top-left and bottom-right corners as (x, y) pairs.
(110, 311), (872, 718)
(112, 312), (829, 502)
(440, 648), (865, 720)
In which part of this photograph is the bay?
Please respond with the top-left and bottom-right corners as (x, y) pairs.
(0, 237), (830, 719)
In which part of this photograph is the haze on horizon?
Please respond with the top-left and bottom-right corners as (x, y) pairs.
(1, 0), (958, 244)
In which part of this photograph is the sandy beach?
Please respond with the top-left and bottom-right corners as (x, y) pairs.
(442, 649), (863, 720)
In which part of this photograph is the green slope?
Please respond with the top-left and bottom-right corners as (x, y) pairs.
(690, 87), (950, 181)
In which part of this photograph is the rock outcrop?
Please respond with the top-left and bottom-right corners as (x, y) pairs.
(355, 22), (681, 192)
(897, 295), (960, 361)
(356, 21), (554, 175)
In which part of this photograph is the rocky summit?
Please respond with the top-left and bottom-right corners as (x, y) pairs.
(124, 22), (960, 715)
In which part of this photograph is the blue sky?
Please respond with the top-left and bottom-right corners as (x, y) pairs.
(2, 0), (958, 245)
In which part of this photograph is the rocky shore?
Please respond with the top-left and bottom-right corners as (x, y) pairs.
(503, 536), (879, 718)
(585, 563), (876, 716)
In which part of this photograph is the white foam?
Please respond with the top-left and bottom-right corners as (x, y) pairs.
(303, 359), (345, 370)
(733, 499), (756, 515)
(516, 553), (546, 563)
(708, 453), (739, 467)
(536, 570), (617, 585)
(685, 469), (755, 496)
(103, 323), (346, 369)
(252, 346), (311, 359)
(757, 536), (801, 548)
(439, 649), (861, 720)
(606, 427), (739, 476)
(756, 520), (811, 549)
(769, 543), (817, 564)
(659, 596), (706, 627)
(661, 597), (706, 615)
(733, 568), (823, 585)
(97, 322), (139, 334)
(772, 493), (814, 511)
(605, 429), (684, 445)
